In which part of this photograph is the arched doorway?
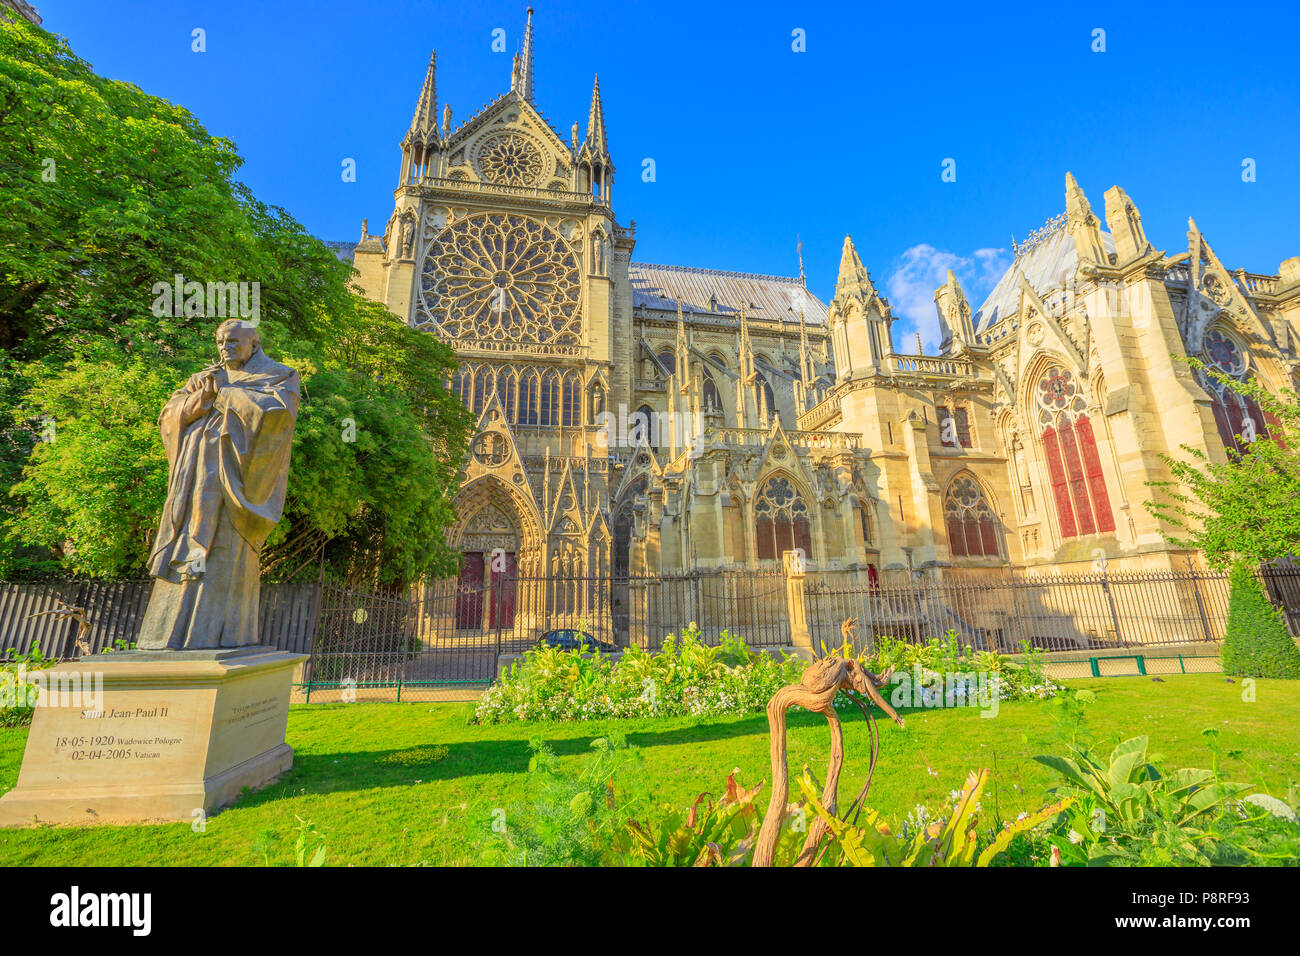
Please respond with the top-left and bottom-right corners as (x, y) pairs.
(610, 476), (648, 643)
(455, 503), (520, 630)
(448, 477), (542, 633)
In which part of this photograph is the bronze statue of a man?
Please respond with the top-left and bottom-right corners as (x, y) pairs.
(137, 320), (300, 650)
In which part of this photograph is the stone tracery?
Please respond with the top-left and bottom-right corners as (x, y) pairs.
(417, 213), (582, 346)
(474, 130), (546, 186)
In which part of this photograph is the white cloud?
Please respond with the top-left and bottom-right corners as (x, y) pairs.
(885, 244), (1012, 353)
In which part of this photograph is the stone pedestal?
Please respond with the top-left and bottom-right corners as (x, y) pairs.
(0, 645), (305, 827)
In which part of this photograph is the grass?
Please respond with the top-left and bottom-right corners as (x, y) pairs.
(0, 673), (1297, 866)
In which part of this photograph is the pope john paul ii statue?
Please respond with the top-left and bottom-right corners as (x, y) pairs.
(136, 320), (300, 650)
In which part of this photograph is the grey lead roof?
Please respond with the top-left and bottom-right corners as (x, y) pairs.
(630, 262), (830, 325)
(972, 222), (1116, 334)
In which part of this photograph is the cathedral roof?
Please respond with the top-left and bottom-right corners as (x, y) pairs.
(629, 262), (829, 325)
(972, 216), (1117, 336)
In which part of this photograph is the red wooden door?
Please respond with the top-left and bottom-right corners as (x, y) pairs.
(456, 553), (485, 630)
(489, 552), (517, 629)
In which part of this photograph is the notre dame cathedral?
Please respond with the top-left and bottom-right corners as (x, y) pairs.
(349, 10), (1300, 614)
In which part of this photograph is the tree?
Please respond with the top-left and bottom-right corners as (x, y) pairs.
(1222, 563), (1300, 679)
(1148, 359), (1300, 567)
(0, 18), (474, 586)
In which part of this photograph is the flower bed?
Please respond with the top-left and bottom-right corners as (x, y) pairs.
(856, 631), (1064, 703)
(473, 624), (805, 725)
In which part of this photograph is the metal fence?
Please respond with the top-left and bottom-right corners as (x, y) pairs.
(303, 570), (792, 698)
(0, 579), (319, 658)
(623, 569), (790, 650)
(5, 564), (1299, 701)
(804, 567), (1274, 655)
(0, 570), (791, 700)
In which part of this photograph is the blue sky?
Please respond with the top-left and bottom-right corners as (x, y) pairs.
(41, 0), (1300, 348)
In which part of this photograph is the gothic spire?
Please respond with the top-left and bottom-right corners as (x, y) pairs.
(581, 74), (611, 163)
(407, 51), (438, 143)
(1065, 171), (1107, 265)
(511, 7), (536, 102)
(834, 235), (877, 302)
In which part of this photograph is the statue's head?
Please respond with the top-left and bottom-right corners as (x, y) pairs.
(215, 320), (259, 369)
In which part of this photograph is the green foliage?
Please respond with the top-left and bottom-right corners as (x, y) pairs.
(834, 629), (1063, 703)
(0, 647), (55, 727)
(0, 18), (473, 586)
(292, 816), (328, 868)
(473, 623), (806, 724)
(1033, 698), (1300, 865)
(797, 766), (1072, 867)
(1148, 358), (1300, 567)
(250, 816), (328, 867)
(483, 735), (647, 866)
(1222, 562), (1300, 679)
(622, 772), (764, 866)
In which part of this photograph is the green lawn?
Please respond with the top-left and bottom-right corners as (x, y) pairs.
(1, 674), (1297, 866)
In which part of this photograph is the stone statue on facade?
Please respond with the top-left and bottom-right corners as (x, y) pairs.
(136, 320), (300, 650)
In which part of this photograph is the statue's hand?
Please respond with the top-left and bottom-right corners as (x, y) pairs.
(179, 371), (219, 426)
(199, 370), (219, 405)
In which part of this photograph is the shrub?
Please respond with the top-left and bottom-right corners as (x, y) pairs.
(472, 624), (805, 725)
(1222, 562), (1300, 679)
(1031, 695), (1300, 866)
(852, 631), (1063, 704)
(482, 735), (647, 866)
(0, 647), (56, 727)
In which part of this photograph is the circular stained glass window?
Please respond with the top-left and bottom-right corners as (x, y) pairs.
(1203, 328), (1246, 378)
(474, 132), (546, 187)
(415, 213), (582, 345)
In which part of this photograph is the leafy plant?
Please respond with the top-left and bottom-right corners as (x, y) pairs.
(796, 766), (1071, 867)
(483, 734), (647, 866)
(831, 628), (1063, 706)
(0, 646), (56, 727)
(622, 771), (764, 867)
(293, 816), (328, 867)
(474, 624), (804, 724)
(1148, 358), (1300, 568)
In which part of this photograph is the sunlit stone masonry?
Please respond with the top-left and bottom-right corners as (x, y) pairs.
(346, 9), (1300, 608)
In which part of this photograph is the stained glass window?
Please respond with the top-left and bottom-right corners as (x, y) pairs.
(755, 475), (812, 561)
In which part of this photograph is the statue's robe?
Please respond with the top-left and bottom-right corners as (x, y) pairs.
(137, 350), (300, 650)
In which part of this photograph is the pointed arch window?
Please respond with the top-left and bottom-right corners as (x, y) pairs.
(937, 405), (972, 448)
(496, 367), (516, 423)
(1200, 328), (1275, 455)
(634, 404), (657, 451)
(472, 366), (494, 416)
(539, 369), (562, 426)
(756, 373), (776, 421)
(755, 474), (812, 561)
(657, 350), (676, 380)
(702, 372), (721, 411)
(517, 368), (540, 425)
(944, 475), (1000, 558)
(1035, 365), (1114, 539)
(452, 368), (471, 407)
(562, 372), (581, 426)
(857, 499), (874, 547)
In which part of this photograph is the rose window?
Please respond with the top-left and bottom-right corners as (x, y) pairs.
(1203, 329), (1247, 380)
(1035, 365), (1087, 429)
(416, 213), (582, 345)
(475, 132), (545, 186)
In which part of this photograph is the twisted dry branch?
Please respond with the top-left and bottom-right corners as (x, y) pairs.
(753, 630), (905, 867)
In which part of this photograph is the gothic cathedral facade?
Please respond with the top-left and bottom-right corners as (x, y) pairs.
(351, 11), (1300, 606)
